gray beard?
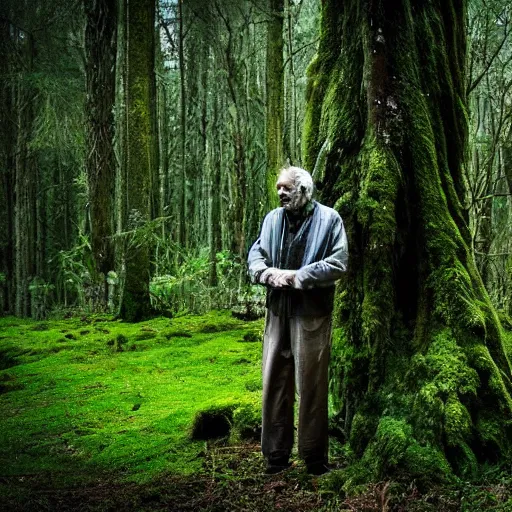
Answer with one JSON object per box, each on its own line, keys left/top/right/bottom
{"left": 283, "top": 192, "right": 308, "bottom": 212}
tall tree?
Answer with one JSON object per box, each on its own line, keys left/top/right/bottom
{"left": 119, "top": 0, "right": 156, "bottom": 321}
{"left": 304, "top": 0, "right": 512, "bottom": 484}
{"left": 0, "top": 19, "right": 15, "bottom": 314}
{"left": 13, "top": 26, "right": 36, "bottom": 317}
{"left": 266, "top": 0, "right": 285, "bottom": 206}
{"left": 84, "top": 0, "right": 117, "bottom": 299}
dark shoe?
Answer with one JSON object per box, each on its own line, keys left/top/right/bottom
{"left": 306, "top": 461, "right": 330, "bottom": 475}
{"left": 265, "top": 458, "right": 291, "bottom": 475}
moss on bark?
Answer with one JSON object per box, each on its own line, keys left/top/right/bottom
{"left": 119, "top": 0, "right": 155, "bottom": 322}
{"left": 266, "top": 0, "right": 285, "bottom": 207}
{"left": 307, "top": 0, "right": 512, "bottom": 489}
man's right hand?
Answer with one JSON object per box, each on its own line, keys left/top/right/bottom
{"left": 260, "top": 268, "right": 296, "bottom": 288}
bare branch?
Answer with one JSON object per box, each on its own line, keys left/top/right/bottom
{"left": 467, "top": 20, "right": 510, "bottom": 96}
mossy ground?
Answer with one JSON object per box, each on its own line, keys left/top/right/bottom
{"left": 1, "top": 313, "right": 511, "bottom": 511}
{"left": 0, "top": 311, "right": 262, "bottom": 505}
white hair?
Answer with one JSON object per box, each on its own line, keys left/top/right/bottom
{"left": 280, "top": 165, "right": 314, "bottom": 201}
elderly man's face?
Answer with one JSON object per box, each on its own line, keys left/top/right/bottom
{"left": 276, "top": 171, "right": 307, "bottom": 211}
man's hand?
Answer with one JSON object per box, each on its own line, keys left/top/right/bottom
{"left": 260, "top": 268, "right": 296, "bottom": 288}
{"left": 259, "top": 267, "right": 278, "bottom": 285}
{"left": 271, "top": 270, "right": 295, "bottom": 288}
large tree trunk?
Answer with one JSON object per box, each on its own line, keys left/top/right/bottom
{"left": 119, "top": 0, "right": 156, "bottom": 321}
{"left": 304, "top": 0, "right": 512, "bottom": 484}
{"left": 84, "top": 0, "right": 117, "bottom": 301}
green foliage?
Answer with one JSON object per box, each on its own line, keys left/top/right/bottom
{"left": 49, "top": 233, "right": 95, "bottom": 310}
{"left": 28, "top": 277, "right": 55, "bottom": 320}
{"left": 150, "top": 244, "right": 262, "bottom": 316}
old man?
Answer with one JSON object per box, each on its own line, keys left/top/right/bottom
{"left": 248, "top": 165, "right": 348, "bottom": 475}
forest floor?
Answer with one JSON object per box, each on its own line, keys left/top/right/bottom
{"left": 1, "top": 311, "right": 511, "bottom": 511}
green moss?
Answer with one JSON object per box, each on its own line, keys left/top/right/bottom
{"left": 406, "top": 329, "right": 479, "bottom": 447}
{"left": 444, "top": 395, "right": 472, "bottom": 446}
{"left": 475, "top": 416, "right": 502, "bottom": 448}
{"left": 0, "top": 312, "right": 264, "bottom": 484}
{"left": 304, "top": 0, "right": 512, "bottom": 489}
{"left": 403, "top": 443, "right": 453, "bottom": 482}
{"left": 373, "top": 417, "right": 411, "bottom": 468}
{"left": 302, "top": 62, "right": 328, "bottom": 172}
{"left": 232, "top": 401, "right": 261, "bottom": 440}
{"left": 340, "top": 419, "right": 454, "bottom": 493}
{"left": 349, "top": 411, "right": 378, "bottom": 456}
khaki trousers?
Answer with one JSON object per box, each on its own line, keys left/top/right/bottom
{"left": 261, "top": 310, "right": 332, "bottom": 464}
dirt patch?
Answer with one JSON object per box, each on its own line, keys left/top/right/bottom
{"left": 0, "top": 444, "right": 326, "bottom": 512}
{"left": 240, "top": 332, "right": 260, "bottom": 343}
{"left": 2, "top": 442, "right": 509, "bottom": 512}
{"left": 191, "top": 407, "right": 234, "bottom": 440}
{"left": 199, "top": 322, "right": 239, "bottom": 334}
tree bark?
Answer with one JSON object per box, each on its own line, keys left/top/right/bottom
{"left": 266, "top": 0, "right": 285, "bottom": 208}
{"left": 208, "top": 75, "right": 222, "bottom": 287}
{"left": 177, "top": 0, "right": 187, "bottom": 249}
{"left": 0, "top": 20, "right": 15, "bottom": 314}
{"left": 119, "top": 0, "right": 156, "bottom": 321}
{"left": 84, "top": 0, "right": 117, "bottom": 299}
{"left": 14, "top": 30, "right": 36, "bottom": 317}
{"left": 304, "top": 0, "right": 512, "bottom": 484}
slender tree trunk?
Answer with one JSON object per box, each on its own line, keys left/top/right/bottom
{"left": 503, "top": 141, "right": 512, "bottom": 195}
{"left": 284, "top": 0, "right": 298, "bottom": 164}
{"left": 84, "top": 0, "right": 117, "bottom": 303}
{"left": 156, "top": 49, "right": 168, "bottom": 237}
{"left": 0, "top": 20, "right": 15, "bottom": 314}
{"left": 196, "top": 46, "right": 209, "bottom": 249}
{"left": 119, "top": 0, "right": 156, "bottom": 321}
{"left": 225, "top": 35, "right": 247, "bottom": 259}
{"left": 114, "top": 0, "right": 127, "bottom": 305}
{"left": 14, "top": 31, "right": 36, "bottom": 317}
{"left": 177, "top": 0, "right": 187, "bottom": 249}
{"left": 208, "top": 74, "right": 221, "bottom": 287}
{"left": 304, "top": 0, "right": 512, "bottom": 484}
{"left": 266, "top": 0, "right": 284, "bottom": 207}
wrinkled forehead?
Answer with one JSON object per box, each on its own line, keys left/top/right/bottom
{"left": 276, "top": 170, "right": 296, "bottom": 188}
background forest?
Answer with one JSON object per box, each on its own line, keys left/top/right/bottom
{"left": 0, "top": 0, "right": 511, "bottom": 323}
{"left": 0, "top": 0, "right": 321, "bottom": 321}
{"left": 1, "top": 0, "right": 512, "bottom": 510}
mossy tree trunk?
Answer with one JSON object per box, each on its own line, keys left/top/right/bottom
{"left": 266, "top": 0, "right": 284, "bottom": 208}
{"left": 119, "top": 0, "right": 156, "bottom": 321}
{"left": 84, "top": 0, "right": 117, "bottom": 301}
{"left": 304, "top": 0, "right": 512, "bottom": 484}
